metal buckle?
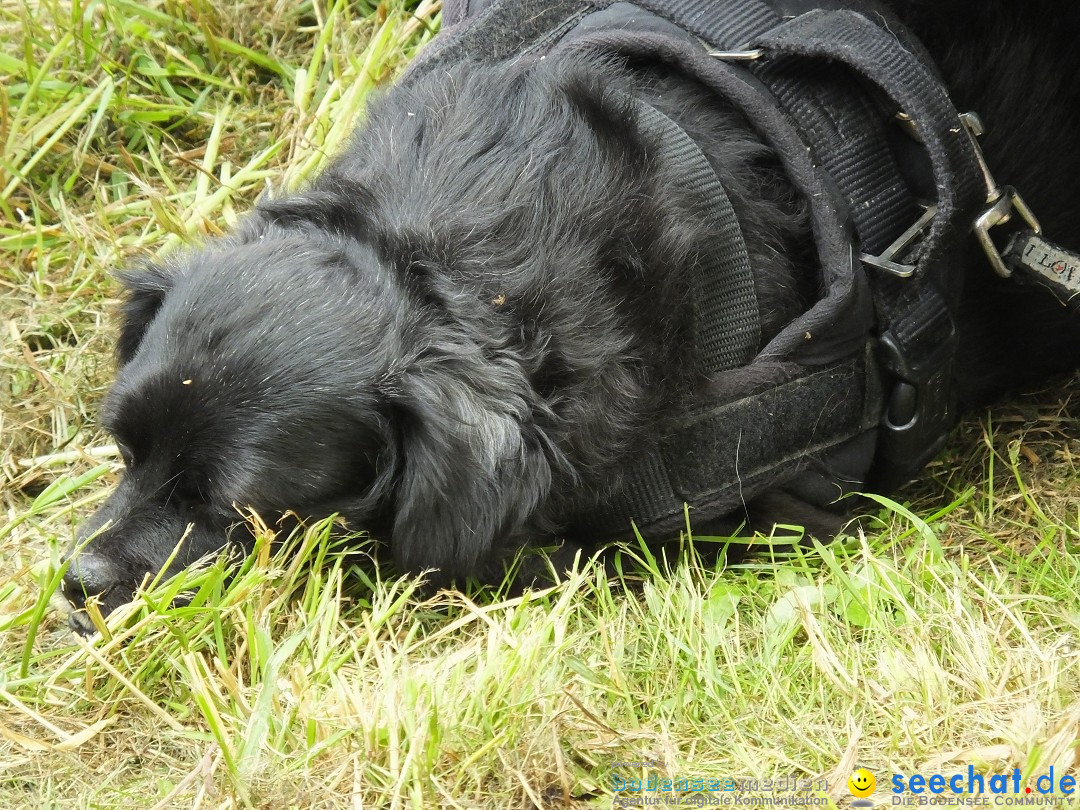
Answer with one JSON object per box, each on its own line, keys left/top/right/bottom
{"left": 707, "top": 48, "right": 764, "bottom": 60}
{"left": 961, "top": 111, "right": 1042, "bottom": 278}
{"left": 973, "top": 186, "right": 1042, "bottom": 278}
{"left": 860, "top": 204, "right": 938, "bottom": 278}
{"left": 884, "top": 110, "right": 1044, "bottom": 279}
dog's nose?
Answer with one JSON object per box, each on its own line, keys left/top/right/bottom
{"left": 61, "top": 553, "right": 120, "bottom": 607}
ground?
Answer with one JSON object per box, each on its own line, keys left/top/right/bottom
{"left": 3, "top": 2, "right": 1080, "bottom": 808}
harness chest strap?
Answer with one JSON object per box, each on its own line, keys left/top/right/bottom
{"left": 574, "top": 351, "right": 884, "bottom": 541}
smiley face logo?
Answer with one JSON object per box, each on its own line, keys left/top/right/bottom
{"left": 848, "top": 768, "right": 877, "bottom": 798}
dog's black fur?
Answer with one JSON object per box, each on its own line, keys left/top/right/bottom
{"left": 63, "top": 0, "right": 1080, "bottom": 625}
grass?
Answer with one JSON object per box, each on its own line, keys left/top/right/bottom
{"left": 4, "top": 1, "right": 1080, "bottom": 808}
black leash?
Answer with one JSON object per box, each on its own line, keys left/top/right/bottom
{"left": 957, "top": 109, "right": 1080, "bottom": 314}
{"left": 1004, "top": 232, "right": 1080, "bottom": 314}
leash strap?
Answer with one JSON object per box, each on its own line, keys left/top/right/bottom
{"left": 1005, "top": 231, "right": 1080, "bottom": 312}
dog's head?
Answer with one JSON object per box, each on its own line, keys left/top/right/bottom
{"left": 63, "top": 229, "right": 399, "bottom": 628}
{"left": 63, "top": 198, "right": 555, "bottom": 630}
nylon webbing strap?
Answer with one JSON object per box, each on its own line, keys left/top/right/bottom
{"left": 573, "top": 352, "right": 881, "bottom": 540}
{"left": 579, "top": 99, "right": 759, "bottom": 534}
{"left": 634, "top": 101, "right": 760, "bottom": 372}
{"left": 754, "top": 9, "right": 985, "bottom": 270}
{"left": 747, "top": 8, "right": 981, "bottom": 481}
{"left": 636, "top": 1, "right": 918, "bottom": 258}
{"left": 633, "top": 0, "right": 777, "bottom": 51}
{"left": 754, "top": 58, "right": 914, "bottom": 256}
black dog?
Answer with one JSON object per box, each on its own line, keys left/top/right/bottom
{"left": 62, "top": 0, "right": 1080, "bottom": 629}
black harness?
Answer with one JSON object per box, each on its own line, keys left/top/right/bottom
{"left": 404, "top": 0, "right": 1080, "bottom": 540}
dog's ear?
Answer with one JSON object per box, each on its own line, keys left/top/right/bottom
{"left": 389, "top": 356, "right": 555, "bottom": 579}
{"left": 114, "top": 263, "right": 177, "bottom": 365}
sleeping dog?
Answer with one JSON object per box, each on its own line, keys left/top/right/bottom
{"left": 61, "top": 0, "right": 1080, "bottom": 629}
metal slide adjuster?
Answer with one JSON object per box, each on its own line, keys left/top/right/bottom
{"left": 961, "top": 111, "right": 1043, "bottom": 278}
{"left": 860, "top": 204, "right": 938, "bottom": 278}
{"left": 707, "top": 48, "right": 764, "bottom": 60}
